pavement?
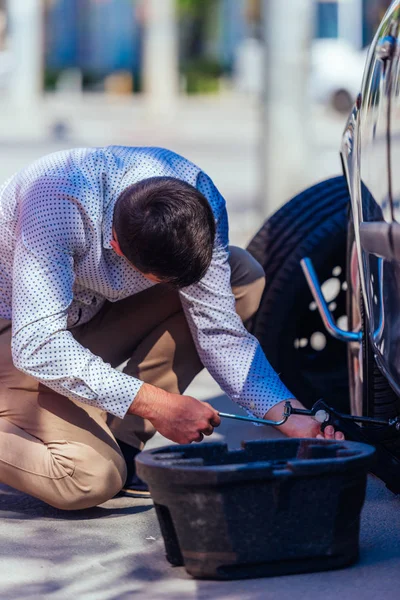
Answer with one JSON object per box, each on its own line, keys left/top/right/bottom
{"left": 1, "top": 371, "right": 400, "bottom": 600}
{"left": 1, "top": 94, "right": 397, "bottom": 599}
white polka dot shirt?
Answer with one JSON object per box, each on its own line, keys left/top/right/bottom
{"left": 0, "top": 146, "right": 293, "bottom": 419}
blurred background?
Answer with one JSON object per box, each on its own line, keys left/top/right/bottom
{"left": 0, "top": 0, "right": 392, "bottom": 245}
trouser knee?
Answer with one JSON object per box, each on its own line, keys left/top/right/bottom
{"left": 229, "top": 246, "right": 265, "bottom": 322}
{"left": 46, "top": 445, "right": 127, "bottom": 511}
{"left": 234, "top": 276, "right": 266, "bottom": 322}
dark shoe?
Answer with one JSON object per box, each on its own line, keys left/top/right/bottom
{"left": 116, "top": 439, "right": 151, "bottom": 499}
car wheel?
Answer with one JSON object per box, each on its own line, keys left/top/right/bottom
{"left": 332, "top": 88, "right": 353, "bottom": 113}
{"left": 247, "top": 176, "right": 350, "bottom": 412}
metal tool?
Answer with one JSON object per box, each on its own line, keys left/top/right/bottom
{"left": 219, "top": 400, "right": 400, "bottom": 429}
{"left": 219, "top": 399, "right": 400, "bottom": 494}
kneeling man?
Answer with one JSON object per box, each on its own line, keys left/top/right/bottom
{"left": 0, "top": 146, "right": 342, "bottom": 509}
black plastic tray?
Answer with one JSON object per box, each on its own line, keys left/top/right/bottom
{"left": 136, "top": 438, "right": 375, "bottom": 580}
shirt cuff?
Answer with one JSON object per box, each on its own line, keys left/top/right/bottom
{"left": 95, "top": 369, "right": 144, "bottom": 419}
{"left": 235, "top": 379, "right": 295, "bottom": 419}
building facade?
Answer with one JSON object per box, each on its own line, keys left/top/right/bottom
{"left": 42, "top": 0, "right": 393, "bottom": 92}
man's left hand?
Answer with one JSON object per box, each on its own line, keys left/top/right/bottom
{"left": 263, "top": 399, "right": 344, "bottom": 441}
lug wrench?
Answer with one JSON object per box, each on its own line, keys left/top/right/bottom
{"left": 220, "top": 400, "right": 400, "bottom": 429}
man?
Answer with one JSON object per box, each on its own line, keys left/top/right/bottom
{"left": 0, "top": 146, "right": 343, "bottom": 510}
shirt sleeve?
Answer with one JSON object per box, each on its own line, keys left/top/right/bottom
{"left": 11, "top": 179, "right": 143, "bottom": 418}
{"left": 179, "top": 172, "right": 294, "bottom": 418}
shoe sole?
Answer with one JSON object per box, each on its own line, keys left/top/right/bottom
{"left": 118, "top": 488, "right": 151, "bottom": 499}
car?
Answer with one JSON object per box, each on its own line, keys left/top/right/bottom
{"left": 246, "top": 2, "right": 400, "bottom": 467}
{"left": 234, "top": 35, "right": 367, "bottom": 113}
{"left": 309, "top": 38, "right": 367, "bottom": 112}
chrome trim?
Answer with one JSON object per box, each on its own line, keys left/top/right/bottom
{"left": 300, "top": 257, "right": 362, "bottom": 343}
{"left": 373, "top": 257, "right": 385, "bottom": 344}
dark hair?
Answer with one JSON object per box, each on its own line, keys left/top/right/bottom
{"left": 113, "top": 176, "right": 216, "bottom": 288}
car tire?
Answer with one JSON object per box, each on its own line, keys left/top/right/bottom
{"left": 362, "top": 298, "right": 400, "bottom": 420}
{"left": 246, "top": 176, "right": 350, "bottom": 412}
{"left": 332, "top": 89, "right": 353, "bottom": 113}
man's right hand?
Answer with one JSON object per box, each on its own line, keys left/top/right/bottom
{"left": 128, "top": 383, "right": 221, "bottom": 444}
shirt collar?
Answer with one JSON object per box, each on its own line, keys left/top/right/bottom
{"left": 102, "top": 196, "right": 117, "bottom": 249}
{"left": 102, "top": 166, "right": 140, "bottom": 249}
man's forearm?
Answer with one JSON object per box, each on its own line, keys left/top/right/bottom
{"left": 127, "top": 382, "right": 167, "bottom": 421}
{"left": 127, "top": 382, "right": 221, "bottom": 445}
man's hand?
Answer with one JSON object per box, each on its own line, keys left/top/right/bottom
{"left": 264, "top": 399, "right": 344, "bottom": 441}
{"left": 128, "top": 383, "right": 221, "bottom": 444}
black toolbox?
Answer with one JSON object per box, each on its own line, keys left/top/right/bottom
{"left": 136, "top": 438, "right": 375, "bottom": 580}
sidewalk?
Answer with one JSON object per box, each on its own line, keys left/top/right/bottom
{"left": 1, "top": 371, "right": 400, "bottom": 600}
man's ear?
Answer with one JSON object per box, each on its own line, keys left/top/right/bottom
{"left": 110, "top": 235, "right": 125, "bottom": 257}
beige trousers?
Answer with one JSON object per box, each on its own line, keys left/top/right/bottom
{"left": 0, "top": 247, "right": 264, "bottom": 509}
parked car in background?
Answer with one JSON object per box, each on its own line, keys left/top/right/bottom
{"left": 234, "top": 35, "right": 367, "bottom": 114}
{"left": 247, "top": 1, "right": 400, "bottom": 461}
{"left": 309, "top": 38, "right": 367, "bottom": 112}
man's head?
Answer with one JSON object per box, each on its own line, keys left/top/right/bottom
{"left": 111, "top": 177, "right": 216, "bottom": 288}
